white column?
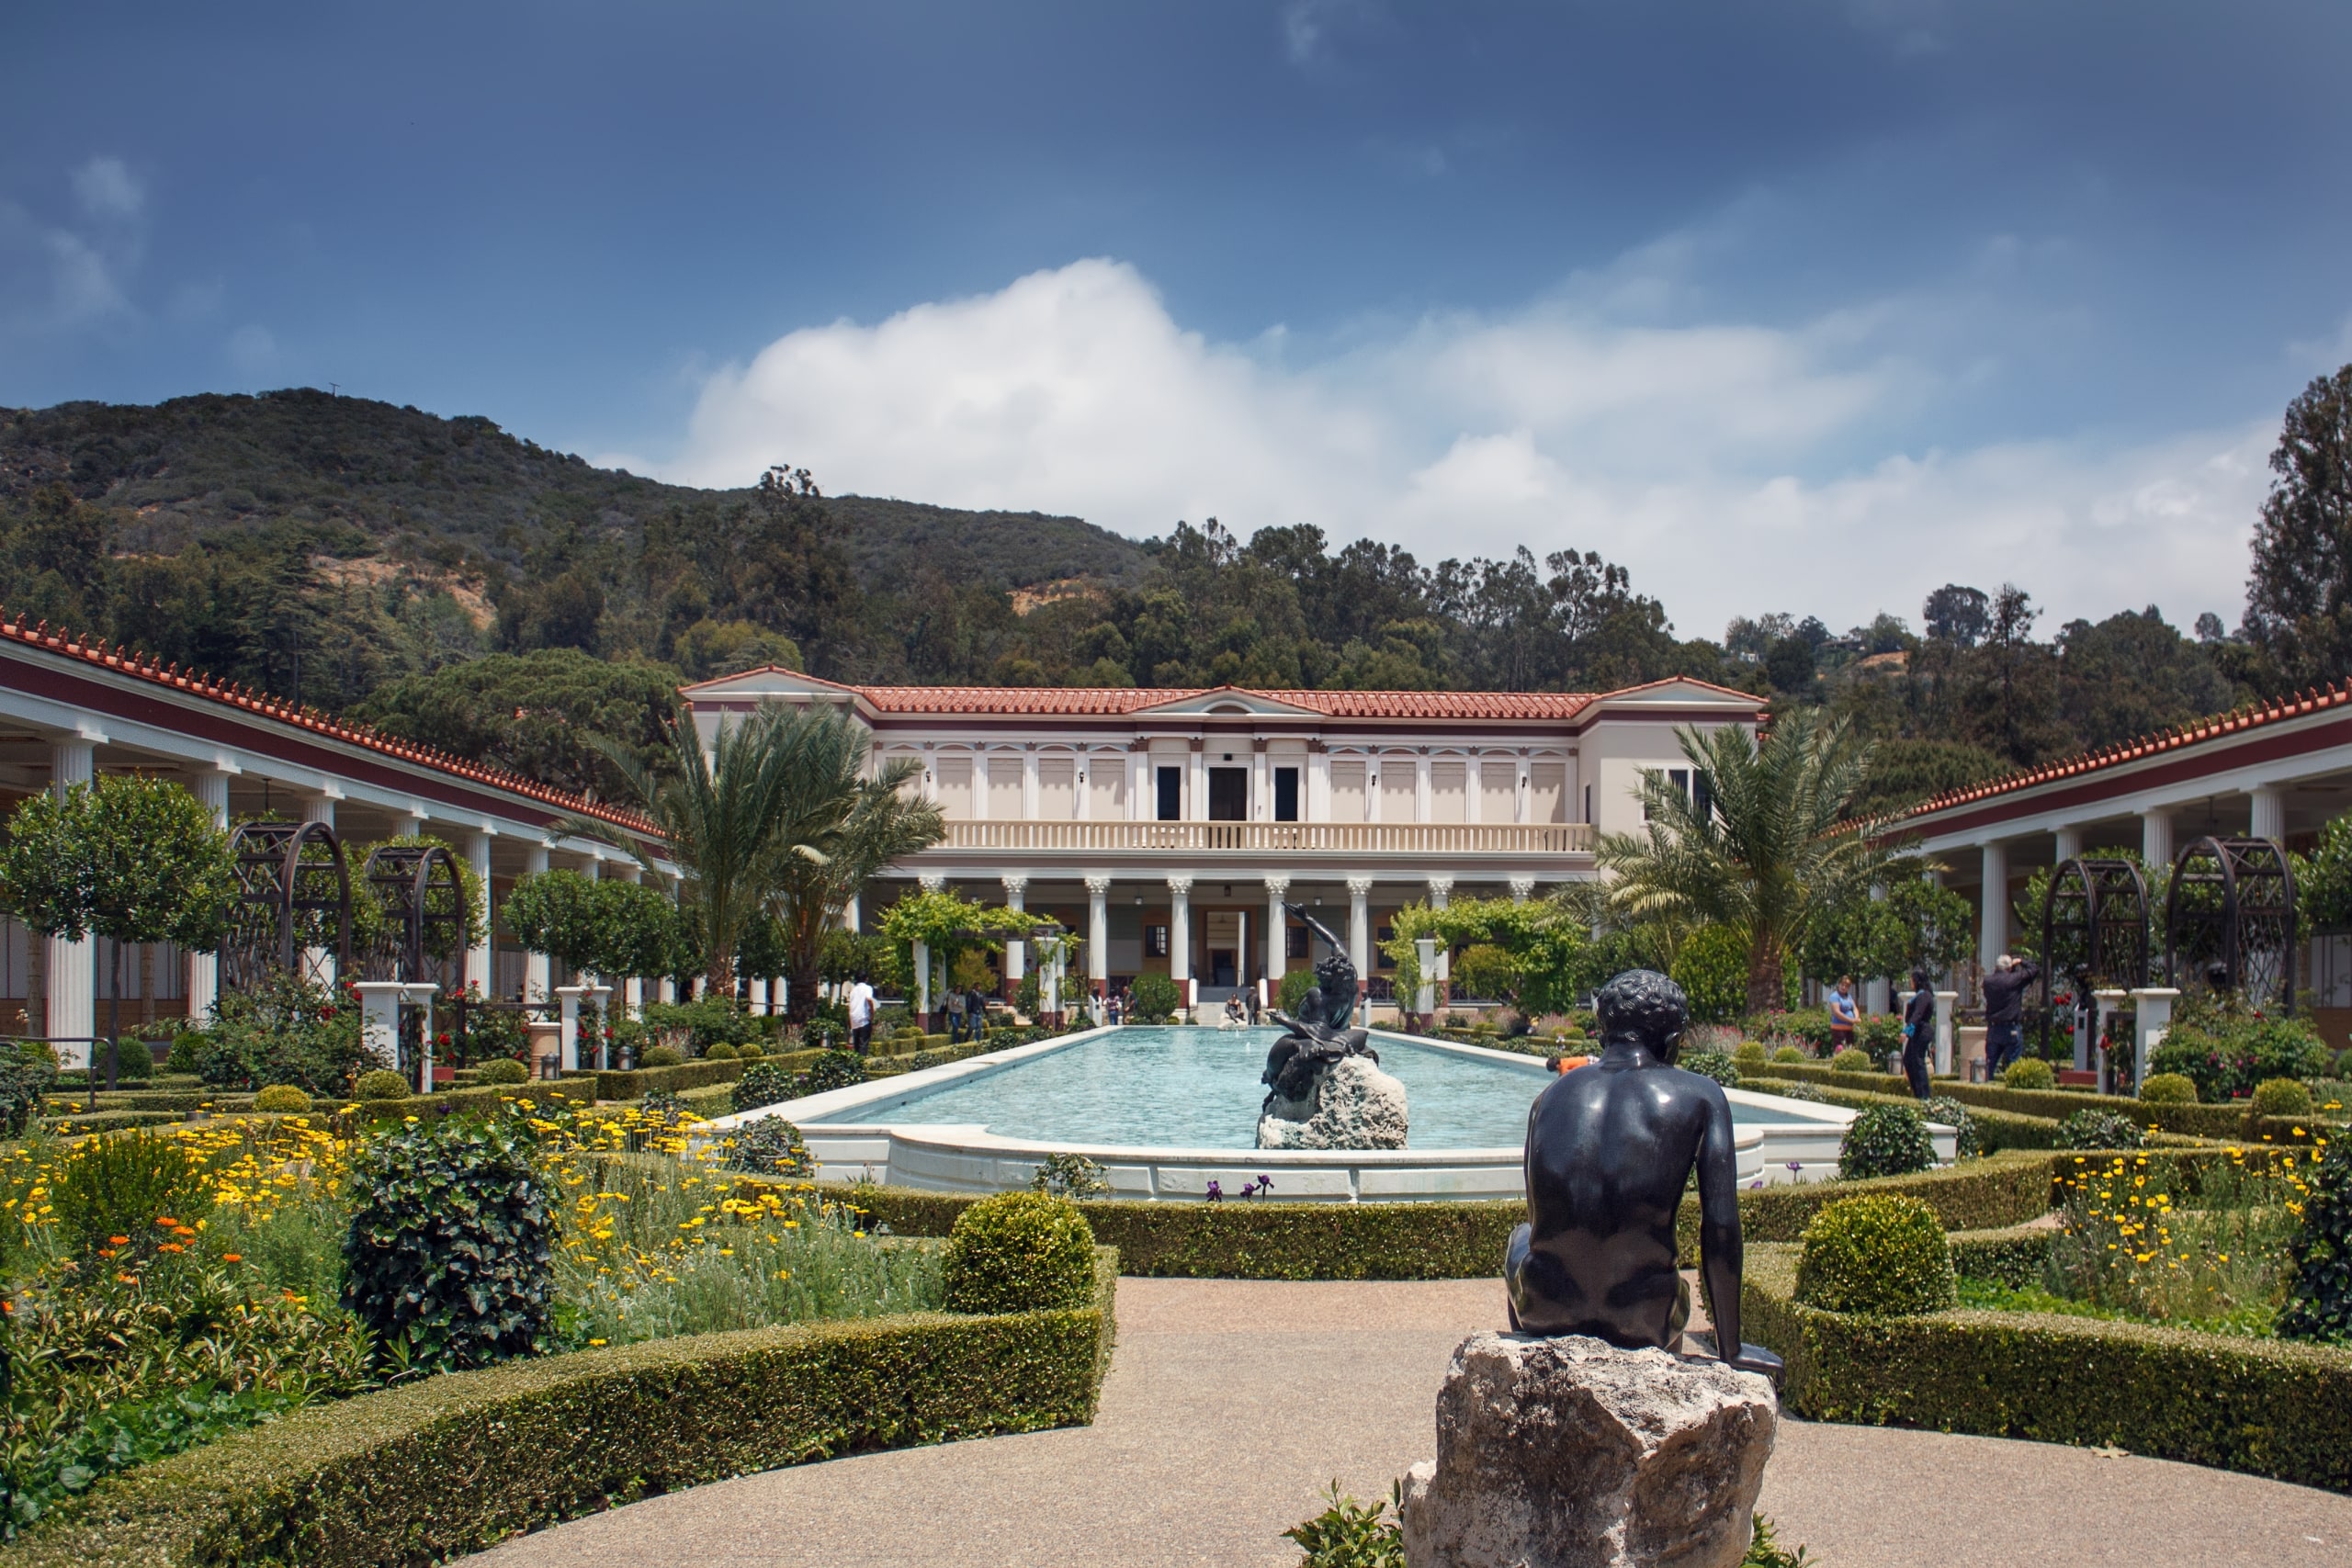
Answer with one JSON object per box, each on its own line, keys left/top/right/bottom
{"left": 1509, "top": 876, "right": 1536, "bottom": 904}
{"left": 556, "top": 984, "right": 586, "bottom": 1071}
{"left": 2251, "top": 784, "right": 2286, "bottom": 843}
{"left": 1427, "top": 876, "right": 1453, "bottom": 990}
{"left": 1415, "top": 753, "right": 1431, "bottom": 822}
{"left": 2053, "top": 827, "right": 2083, "bottom": 863}
{"left": 354, "top": 982, "right": 407, "bottom": 1074}
{"left": 1309, "top": 750, "right": 1330, "bottom": 822}
{"left": 1130, "top": 752, "right": 1148, "bottom": 820}
{"left": 465, "top": 830, "right": 493, "bottom": 997}
{"left": 1168, "top": 876, "right": 1193, "bottom": 996}
{"left": 1933, "top": 989, "right": 1958, "bottom": 1076}
{"left": 1253, "top": 749, "right": 1270, "bottom": 821}
{"left": 2142, "top": 809, "right": 2174, "bottom": 870}
{"left": 1188, "top": 748, "right": 1205, "bottom": 821}
{"left": 1347, "top": 877, "right": 1374, "bottom": 1026}
{"left": 187, "top": 767, "right": 231, "bottom": 1023}
{"left": 1086, "top": 875, "right": 1111, "bottom": 998}
{"left": 1022, "top": 749, "right": 1040, "bottom": 820}
{"left": 1264, "top": 876, "right": 1289, "bottom": 985}
{"left": 47, "top": 739, "right": 95, "bottom": 1057}
{"left": 2131, "top": 987, "right": 2180, "bottom": 1088}
{"left": 1001, "top": 875, "right": 1028, "bottom": 985}
{"left": 912, "top": 940, "right": 932, "bottom": 1021}
{"left": 523, "top": 843, "right": 550, "bottom": 999}
{"left": 1978, "top": 841, "right": 2009, "bottom": 967}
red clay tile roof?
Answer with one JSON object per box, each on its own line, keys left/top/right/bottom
{"left": 0, "top": 614, "right": 659, "bottom": 836}
{"left": 852, "top": 686, "right": 1207, "bottom": 715}
{"left": 1903, "top": 681, "right": 2352, "bottom": 818}
{"left": 831, "top": 679, "right": 1759, "bottom": 720}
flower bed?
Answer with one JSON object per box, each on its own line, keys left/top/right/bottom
{"left": 1741, "top": 1242, "right": 2352, "bottom": 1492}
{"left": 11, "top": 1250, "right": 1119, "bottom": 1567}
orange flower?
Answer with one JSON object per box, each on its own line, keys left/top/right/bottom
{"left": 155, "top": 1216, "right": 178, "bottom": 1228}
{"left": 108, "top": 1235, "right": 129, "bottom": 1247}
{"left": 222, "top": 1253, "right": 243, "bottom": 1264}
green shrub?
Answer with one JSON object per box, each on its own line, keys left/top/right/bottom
{"left": 166, "top": 1030, "right": 205, "bottom": 1074}
{"left": 1129, "top": 971, "right": 1182, "bottom": 1021}
{"left": 1274, "top": 967, "right": 1318, "bottom": 1017}
{"left": 1829, "top": 1047, "right": 1874, "bottom": 1074}
{"left": 1920, "top": 1095, "right": 1981, "bottom": 1159}
{"left": 640, "top": 1044, "right": 685, "bottom": 1067}
{"left": 1794, "top": 1195, "right": 1956, "bottom": 1316}
{"left": 1771, "top": 1044, "right": 1807, "bottom": 1064}
{"left": 736, "top": 1040, "right": 763, "bottom": 1060}
{"left": 1768, "top": 1080, "right": 1828, "bottom": 1103}
{"left": 2053, "top": 1108, "right": 2144, "bottom": 1150}
{"left": 2001, "top": 1057, "right": 2055, "bottom": 1090}
{"left": 1838, "top": 1102, "right": 1936, "bottom": 1179}
{"left": 253, "top": 1084, "right": 312, "bottom": 1113}
{"left": 1030, "top": 1152, "right": 1111, "bottom": 1198}
{"left": 2138, "top": 1072, "right": 2198, "bottom": 1105}
{"left": 1734, "top": 1040, "right": 1767, "bottom": 1066}
{"left": 0, "top": 1038, "right": 58, "bottom": 1136}
{"left": 1681, "top": 1050, "right": 1741, "bottom": 1089}
{"left": 51, "top": 1128, "right": 213, "bottom": 1260}
{"left": 1668, "top": 923, "right": 1748, "bottom": 1026}
{"left": 639, "top": 996, "right": 769, "bottom": 1054}
{"left": 474, "top": 1058, "right": 529, "bottom": 1086}
{"left": 192, "top": 973, "right": 367, "bottom": 1095}
{"left": 943, "top": 1192, "right": 1099, "bottom": 1315}
{"left": 95, "top": 1039, "right": 154, "bottom": 1082}
{"left": 719, "top": 1114, "right": 812, "bottom": 1178}
{"left": 353, "top": 1069, "right": 411, "bottom": 1101}
{"left": 2336, "top": 1046, "right": 2352, "bottom": 1078}
{"left": 797, "top": 1050, "right": 866, "bottom": 1095}
{"left": 702, "top": 1042, "right": 741, "bottom": 1062}
{"left": 342, "top": 1114, "right": 556, "bottom": 1371}
{"left": 2278, "top": 1134, "right": 2352, "bottom": 1343}
{"left": 2150, "top": 1003, "right": 2332, "bottom": 1101}
{"left": 1283, "top": 1483, "right": 1405, "bottom": 1568}
{"left": 2253, "top": 1077, "right": 2315, "bottom": 1118}
{"left": 732, "top": 1061, "right": 798, "bottom": 1113}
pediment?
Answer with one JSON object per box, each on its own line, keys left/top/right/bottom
{"left": 1583, "top": 678, "right": 1767, "bottom": 714}
{"left": 677, "top": 667, "right": 859, "bottom": 703}
{"left": 1131, "top": 686, "right": 1325, "bottom": 718}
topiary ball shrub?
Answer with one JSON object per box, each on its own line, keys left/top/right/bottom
{"left": 732, "top": 1061, "right": 798, "bottom": 1113}
{"left": 1770, "top": 1044, "right": 1807, "bottom": 1064}
{"left": 1829, "top": 1047, "right": 1874, "bottom": 1075}
{"left": 1680, "top": 1050, "right": 1740, "bottom": 1089}
{"left": 342, "top": 1114, "right": 556, "bottom": 1371}
{"left": 2278, "top": 1132, "right": 2352, "bottom": 1344}
{"left": 797, "top": 1049, "right": 867, "bottom": 1096}
{"left": 736, "top": 1041, "right": 764, "bottom": 1060}
{"left": 354, "top": 1068, "right": 412, "bottom": 1101}
{"left": 167, "top": 1029, "right": 206, "bottom": 1075}
{"left": 2138, "top": 1072, "right": 2198, "bottom": 1105}
{"left": 722, "top": 1115, "right": 812, "bottom": 1178}
{"left": 942, "top": 1190, "right": 1098, "bottom": 1316}
{"left": 1838, "top": 1102, "right": 1936, "bottom": 1179}
{"left": 639, "top": 1044, "right": 684, "bottom": 1067}
{"left": 2253, "top": 1077, "right": 2315, "bottom": 1118}
{"left": 2054, "top": 1108, "right": 2145, "bottom": 1150}
{"left": 1733, "top": 1041, "right": 1767, "bottom": 1066}
{"left": 474, "top": 1057, "right": 529, "bottom": 1086}
{"left": 702, "top": 1043, "right": 741, "bottom": 1062}
{"left": 101, "top": 1039, "right": 154, "bottom": 1081}
{"left": 253, "top": 1083, "right": 313, "bottom": 1113}
{"left": 1794, "top": 1194, "right": 1957, "bottom": 1316}
{"left": 2001, "top": 1057, "right": 2055, "bottom": 1090}
{"left": 1920, "top": 1095, "right": 1982, "bottom": 1159}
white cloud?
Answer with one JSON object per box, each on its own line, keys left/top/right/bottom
{"left": 652, "top": 256, "right": 2270, "bottom": 637}
{"left": 71, "top": 156, "right": 143, "bottom": 221}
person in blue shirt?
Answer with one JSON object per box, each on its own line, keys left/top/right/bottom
{"left": 1827, "top": 976, "right": 1860, "bottom": 1054}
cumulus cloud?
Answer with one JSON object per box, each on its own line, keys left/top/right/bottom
{"left": 654, "top": 256, "right": 2268, "bottom": 635}
{"left": 71, "top": 156, "right": 143, "bottom": 221}
{"left": 0, "top": 154, "right": 147, "bottom": 334}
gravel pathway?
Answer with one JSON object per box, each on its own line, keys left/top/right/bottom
{"left": 465, "top": 1277, "right": 2352, "bottom": 1568}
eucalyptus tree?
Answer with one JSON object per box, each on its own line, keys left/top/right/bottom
{"left": 1597, "top": 709, "right": 1923, "bottom": 1015}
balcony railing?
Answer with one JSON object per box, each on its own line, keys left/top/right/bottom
{"left": 932, "top": 819, "right": 1593, "bottom": 854}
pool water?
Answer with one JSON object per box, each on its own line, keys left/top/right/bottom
{"left": 805, "top": 1027, "right": 1809, "bottom": 1151}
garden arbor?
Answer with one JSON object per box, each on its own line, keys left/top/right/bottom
{"left": 2165, "top": 836, "right": 2297, "bottom": 1011}
{"left": 2035, "top": 857, "right": 2152, "bottom": 1062}
{"left": 220, "top": 820, "right": 350, "bottom": 994}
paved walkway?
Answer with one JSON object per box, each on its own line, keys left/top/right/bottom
{"left": 469, "top": 1278, "right": 2352, "bottom": 1568}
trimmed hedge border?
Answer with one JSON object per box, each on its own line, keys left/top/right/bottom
{"left": 345, "top": 1081, "right": 592, "bottom": 1125}
{"left": 14, "top": 1249, "right": 1119, "bottom": 1567}
{"left": 1744, "top": 1065, "right": 2263, "bottom": 1140}
{"left": 36, "top": 1109, "right": 189, "bottom": 1135}
{"left": 41, "top": 1089, "right": 254, "bottom": 1115}
{"left": 581, "top": 1057, "right": 746, "bottom": 1100}
{"left": 1948, "top": 1224, "right": 2053, "bottom": 1288}
{"left": 1742, "top": 1243, "right": 2352, "bottom": 1493}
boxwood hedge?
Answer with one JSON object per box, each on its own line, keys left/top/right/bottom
{"left": 13, "top": 1249, "right": 1119, "bottom": 1567}
{"left": 1742, "top": 1243, "right": 2352, "bottom": 1492}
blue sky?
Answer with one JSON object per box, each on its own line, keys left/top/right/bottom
{"left": 6, "top": 2, "right": 2349, "bottom": 637}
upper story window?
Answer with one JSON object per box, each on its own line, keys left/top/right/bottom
{"left": 1207, "top": 767, "right": 1248, "bottom": 821}
{"left": 1273, "top": 766, "right": 1300, "bottom": 822}
{"left": 1156, "top": 765, "right": 1182, "bottom": 821}
{"left": 1643, "top": 767, "right": 1713, "bottom": 821}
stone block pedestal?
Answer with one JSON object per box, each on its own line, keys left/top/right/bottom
{"left": 1401, "top": 1332, "right": 1777, "bottom": 1568}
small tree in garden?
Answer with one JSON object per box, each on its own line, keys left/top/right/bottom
{"left": 1668, "top": 923, "right": 1748, "bottom": 1026}
{"left": 1127, "top": 970, "right": 1181, "bottom": 1021}
{"left": 878, "top": 887, "right": 1050, "bottom": 1010}
{"left": 1383, "top": 897, "right": 1591, "bottom": 1020}
{"left": 503, "top": 869, "right": 604, "bottom": 990}
{"left": 0, "top": 774, "right": 236, "bottom": 1066}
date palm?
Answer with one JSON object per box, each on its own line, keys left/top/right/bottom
{"left": 1597, "top": 709, "right": 1918, "bottom": 1015}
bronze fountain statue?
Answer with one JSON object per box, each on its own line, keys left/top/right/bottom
{"left": 1506, "top": 967, "right": 1782, "bottom": 1381}
{"left": 1259, "top": 904, "right": 1378, "bottom": 1111}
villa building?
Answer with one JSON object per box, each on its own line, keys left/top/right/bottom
{"left": 681, "top": 669, "right": 1767, "bottom": 1009}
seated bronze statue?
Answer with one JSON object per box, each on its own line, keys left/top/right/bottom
{"left": 1260, "top": 904, "right": 1376, "bottom": 1110}
{"left": 1505, "top": 968, "right": 1782, "bottom": 1381}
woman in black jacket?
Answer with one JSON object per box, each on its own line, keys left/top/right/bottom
{"left": 1901, "top": 969, "right": 1937, "bottom": 1099}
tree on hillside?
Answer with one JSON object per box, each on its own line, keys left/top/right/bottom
{"left": 2055, "top": 607, "right": 2233, "bottom": 749}
{"left": 1597, "top": 710, "right": 1922, "bottom": 1013}
{"left": 2245, "top": 365, "right": 2352, "bottom": 691}
{"left": 351, "top": 650, "right": 681, "bottom": 799}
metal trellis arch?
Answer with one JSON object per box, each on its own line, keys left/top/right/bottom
{"left": 219, "top": 821, "right": 351, "bottom": 993}
{"left": 357, "top": 842, "right": 468, "bottom": 993}
{"left": 2036, "top": 856, "right": 2152, "bottom": 1061}
{"left": 2165, "top": 836, "right": 2297, "bottom": 1012}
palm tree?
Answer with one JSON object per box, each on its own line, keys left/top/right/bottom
{"left": 1597, "top": 709, "right": 1919, "bottom": 1015}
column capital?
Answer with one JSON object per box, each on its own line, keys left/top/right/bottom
{"left": 1262, "top": 875, "right": 1291, "bottom": 895}
{"left": 1084, "top": 874, "right": 1114, "bottom": 894}
{"left": 1166, "top": 875, "right": 1194, "bottom": 894}
{"left": 1426, "top": 875, "right": 1454, "bottom": 896}
{"left": 1508, "top": 875, "right": 1537, "bottom": 901}
{"left": 1001, "top": 874, "right": 1028, "bottom": 893}
{"left": 918, "top": 874, "right": 947, "bottom": 892}
{"left": 1347, "top": 875, "right": 1376, "bottom": 897}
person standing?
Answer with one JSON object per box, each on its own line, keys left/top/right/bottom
{"left": 1827, "top": 976, "right": 1859, "bottom": 1055}
{"left": 846, "top": 972, "right": 876, "bottom": 1054}
{"left": 1981, "top": 953, "right": 2041, "bottom": 1078}
{"left": 1901, "top": 968, "right": 1937, "bottom": 1099}
{"left": 967, "top": 984, "right": 989, "bottom": 1041}
{"left": 944, "top": 984, "right": 967, "bottom": 1043}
